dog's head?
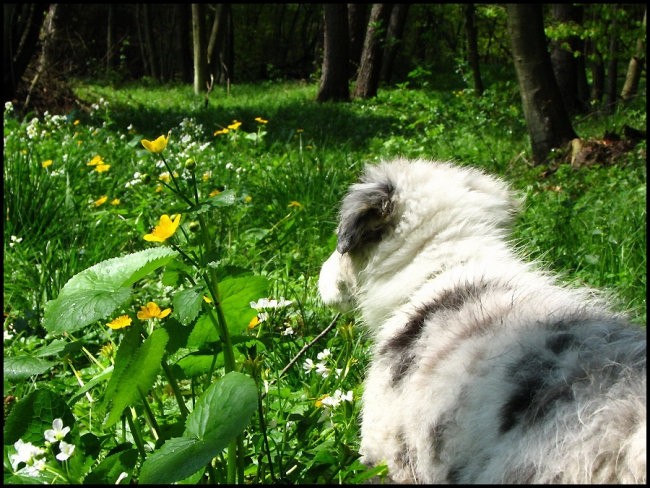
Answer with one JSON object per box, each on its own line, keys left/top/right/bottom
{"left": 318, "top": 158, "right": 519, "bottom": 320}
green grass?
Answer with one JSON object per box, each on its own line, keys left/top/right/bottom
{"left": 3, "top": 78, "right": 645, "bottom": 484}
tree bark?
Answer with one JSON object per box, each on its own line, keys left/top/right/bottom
{"left": 192, "top": 3, "right": 208, "bottom": 94}
{"left": 464, "top": 3, "right": 484, "bottom": 96}
{"left": 604, "top": 5, "right": 620, "bottom": 113}
{"left": 380, "top": 4, "right": 409, "bottom": 83}
{"left": 506, "top": 4, "right": 577, "bottom": 165}
{"left": 4, "top": 4, "right": 49, "bottom": 101}
{"left": 354, "top": 3, "right": 392, "bottom": 99}
{"left": 347, "top": 3, "right": 368, "bottom": 80}
{"left": 316, "top": 4, "right": 350, "bottom": 102}
{"left": 549, "top": 4, "right": 587, "bottom": 114}
{"left": 621, "top": 8, "right": 646, "bottom": 101}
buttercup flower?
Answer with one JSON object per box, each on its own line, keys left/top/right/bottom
{"left": 214, "top": 128, "right": 229, "bottom": 136}
{"left": 41, "top": 159, "right": 53, "bottom": 168}
{"left": 143, "top": 214, "right": 181, "bottom": 242}
{"left": 288, "top": 200, "right": 302, "bottom": 208}
{"left": 110, "top": 198, "right": 121, "bottom": 206}
{"left": 94, "top": 195, "right": 108, "bottom": 207}
{"left": 137, "top": 302, "right": 171, "bottom": 320}
{"left": 87, "top": 155, "right": 104, "bottom": 166}
{"left": 94, "top": 163, "right": 111, "bottom": 173}
{"left": 141, "top": 132, "right": 170, "bottom": 153}
{"left": 107, "top": 315, "right": 132, "bottom": 330}
{"left": 255, "top": 117, "right": 268, "bottom": 124}
{"left": 227, "top": 120, "right": 242, "bottom": 130}
{"left": 44, "top": 418, "right": 70, "bottom": 443}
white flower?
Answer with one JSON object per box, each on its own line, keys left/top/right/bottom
{"left": 282, "top": 326, "right": 294, "bottom": 336}
{"left": 315, "top": 362, "right": 330, "bottom": 378}
{"left": 44, "top": 418, "right": 70, "bottom": 442}
{"left": 319, "top": 389, "right": 354, "bottom": 410}
{"left": 56, "top": 440, "right": 75, "bottom": 461}
{"left": 317, "top": 348, "right": 331, "bottom": 361}
{"left": 303, "top": 358, "right": 316, "bottom": 372}
{"left": 249, "top": 297, "right": 293, "bottom": 310}
{"left": 9, "top": 235, "right": 22, "bottom": 248}
{"left": 115, "top": 471, "right": 129, "bottom": 484}
{"left": 10, "top": 439, "right": 46, "bottom": 472}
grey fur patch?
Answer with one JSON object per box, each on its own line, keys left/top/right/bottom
{"left": 381, "top": 282, "right": 491, "bottom": 384}
{"left": 336, "top": 178, "right": 395, "bottom": 254}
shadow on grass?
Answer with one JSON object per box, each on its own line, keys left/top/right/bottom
{"left": 78, "top": 82, "right": 401, "bottom": 151}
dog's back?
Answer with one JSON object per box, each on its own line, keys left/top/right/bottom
{"left": 319, "top": 159, "right": 646, "bottom": 483}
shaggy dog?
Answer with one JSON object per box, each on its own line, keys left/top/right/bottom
{"left": 318, "top": 158, "right": 646, "bottom": 484}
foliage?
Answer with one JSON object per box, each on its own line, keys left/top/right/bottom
{"left": 3, "top": 76, "right": 645, "bottom": 484}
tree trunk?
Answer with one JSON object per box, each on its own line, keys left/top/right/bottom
{"left": 3, "top": 4, "right": 49, "bottom": 101}
{"left": 621, "top": 8, "right": 645, "bottom": 101}
{"left": 192, "top": 3, "right": 208, "bottom": 94}
{"left": 176, "top": 4, "right": 192, "bottom": 83}
{"left": 549, "top": 4, "right": 587, "bottom": 114}
{"left": 141, "top": 4, "right": 157, "bottom": 79}
{"left": 604, "top": 5, "right": 620, "bottom": 113}
{"left": 24, "top": 4, "right": 58, "bottom": 109}
{"left": 506, "top": 4, "right": 577, "bottom": 165}
{"left": 354, "top": 3, "right": 392, "bottom": 99}
{"left": 106, "top": 4, "right": 114, "bottom": 74}
{"left": 464, "top": 3, "right": 484, "bottom": 96}
{"left": 380, "top": 4, "right": 409, "bottom": 83}
{"left": 316, "top": 4, "right": 350, "bottom": 102}
{"left": 347, "top": 3, "right": 368, "bottom": 80}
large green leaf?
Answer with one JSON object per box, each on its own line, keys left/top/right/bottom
{"left": 138, "top": 372, "right": 257, "bottom": 484}
{"left": 83, "top": 448, "right": 138, "bottom": 484}
{"left": 101, "top": 327, "right": 169, "bottom": 427}
{"left": 4, "top": 389, "right": 75, "bottom": 444}
{"left": 173, "top": 286, "right": 205, "bottom": 326}
{"left": 219, "top": 275, "right": 269, "bottom": 334}
{"left": 4, "top": 356, "right": 55, "bottom": 381}
{"left": 43, "top": 247, "right": 178, "bottom": 334}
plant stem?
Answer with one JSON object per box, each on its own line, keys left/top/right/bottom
{"left": 161, "top": 359, "right": 189, "bottom": 421}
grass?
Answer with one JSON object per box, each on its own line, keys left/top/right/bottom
{"left": 3, "top": 77, "right": 646, "bottom": 484}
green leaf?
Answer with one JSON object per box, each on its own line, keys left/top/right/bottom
{"left": 187, "top": 313, "right": 218, "bottom": 349}
{"left": 43, "top": 247, "right": 178, "bottom": 334}
{"left": 101, "top": 327, "right": 169, "bottom": 427}
{"left": 219, "top": 275, "right": 269, "bottom": 334}
{"left": 4, "top": 389, "right": 74, "bottom": 444}
{"left": 83, "top": 448, "right": 138, "bottom": 484}
{"left": 173, "top": 286, "right": 205, "bottom": 326}
{"left": 192, "top": 190, "right": 237, "bottom": 215}
{"left": 3, "top": 356, "right": 55, "bottom": 381}
{"left": 138, "top": 372, "right": 257, "bottom": 484}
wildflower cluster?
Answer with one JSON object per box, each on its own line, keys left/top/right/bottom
{"left": 9, "top": 419, "right": 75, "bottom": 478}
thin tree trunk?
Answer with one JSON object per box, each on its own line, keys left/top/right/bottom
{"left": 507, "top": 4, "right": 577, "bottom": 165}
{"left": 380, "top": 4, "right": 409, "bottom": 83}
{"left": 604, "top": 5, "right": 620, "bottom": 113}
{"left": 347, "top": 3, "right": 368, "bottom": 80}
{"left": 141, "top": 4, "right": 157, "bottom": 79}
{"left": 106, "top": 4, "right": 114, "bottom": 74}
{"left": 316, "top": 4, "right": 350, "bottom": 102}
{"left": 621, "top": 8, "right": 645, "bottom": 101}
{"left": 25, "top": 4, "right": 58, "bottom": 109}
{"left": 192, "top": 3, "right": 208, "bottom": 94}
{"left": 464, "top": 3, "right": 484, "bottom": 96}
{"left": 354, "top": 3, "right": 391, "bottom": 99}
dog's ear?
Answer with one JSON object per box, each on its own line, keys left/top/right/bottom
{"left": 336, "top": 179, "right": 395, "bottom": 254}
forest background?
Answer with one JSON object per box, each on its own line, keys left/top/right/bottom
{"left": 3, "top": 3, "right": 646, "bottom": 485}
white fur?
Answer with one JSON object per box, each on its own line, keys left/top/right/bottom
{"left": 318, "top": 158, "right": 646, "bottom": 484}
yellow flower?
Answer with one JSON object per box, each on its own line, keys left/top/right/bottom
{"left": 227, "top": 120, "right": 242, "bottom": 130}
{"left": 110, "top": 198, "right": 121, "bottom": 206}
{"left": 214, "top": 128, "right": 229, "bottom": 136}
{"left": 73, "top": 119, "right": 80, "bottom": 126}
{"left": 155, "top": 184, "right": 164, "bottom": 193}
{"left": 209, "top": 189, "right": 221, "bottom": 197}
{"left": 107, "top": 315, "right": 132, "bottom": 330}
{"left": 203, "top": 296, "right": 213, "bottom": 304}
{"left": 94, "top": 163, "right": 110, "bottom": 173}
{"left": 158, "top": 172, "right": 171, "bottom": 183}
{"left": 141, "top": 132, "right": 170, "bottom": 153}
{"left": 87, "top": 155, "right": 104, "bottom": 166}
{"left": 137, "top": 302, "right": 172, "bottom": 320}
{"left": 255, "top": 117, "right": 268, "bottom": 124}
{"left": 94, "top": 195, "right": 108, "bottom": 207}
{"left": 42, "top": 159, "right": 53, "bottom": 168}
{"left": 144, "top": 214, "right": 181, "bottom": 242}
{"left": 288, "top": 200, "right": 302, "bottom": 208}
{"left": 243, "top": 195, "right": 252, "bottom": 204}
{"left": 248, "top": 315, "right": 260, "bottom": 329}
